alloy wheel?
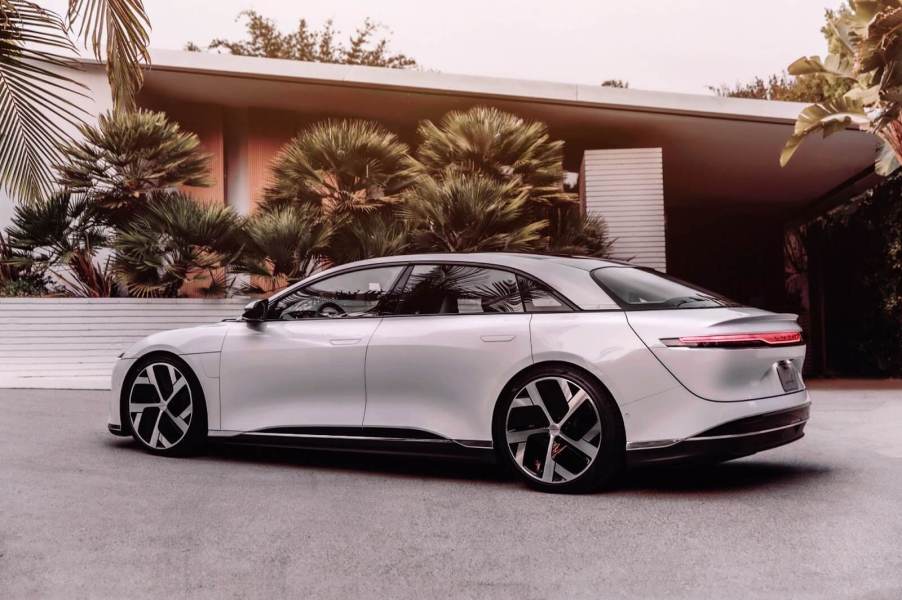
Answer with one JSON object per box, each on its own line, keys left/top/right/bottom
{"left": 128, "top": 362, "right": 193, "bottom": 450}
{"left": 504, "top": 376, "right": 602, "bottom": 483}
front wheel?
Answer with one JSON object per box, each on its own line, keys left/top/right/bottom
{"left": 493, "top": 366, "right": 625, "bottom": 493}
{"left": 123, "top": 355, "right": 207, "bottom": 456}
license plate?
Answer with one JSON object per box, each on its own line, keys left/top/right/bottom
{"left": 776, "top": 360, "right": 802, "bottom": 392}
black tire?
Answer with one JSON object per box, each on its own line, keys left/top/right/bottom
{"left": 122, "top": 354, "right": 207, "bottom": 456}
{"left": 492, "top": 364, "right": 625, "bottom": 493}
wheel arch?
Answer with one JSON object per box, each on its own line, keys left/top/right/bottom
{"left": 491, "top": 360, "right": 626, "bottom": 443}
{"left": 119, "top": 351, "right": 210, "bottom": 435}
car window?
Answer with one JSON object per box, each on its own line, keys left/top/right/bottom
{"left": 396, "top": 264, "right": 524, "bottom": 315}
{"left": 268, "top": 266, "right": 404, "bottom": 320}
{"left": 591, "top": 267, "right": 739, "bottom": 310}
{"left": 518, "top": 276, "right": 571, "bottom": 313}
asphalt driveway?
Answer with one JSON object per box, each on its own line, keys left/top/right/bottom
{"left": 1, "top": 382, "right": 901, "bottom": 599}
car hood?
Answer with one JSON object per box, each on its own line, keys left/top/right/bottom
{"left": 121, "top": 322, "right": 231, "bottom": 359}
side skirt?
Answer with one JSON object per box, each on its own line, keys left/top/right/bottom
{"left": 213, "top": 426, "right": 496, "bottom": 462}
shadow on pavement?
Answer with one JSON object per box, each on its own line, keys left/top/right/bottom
{"left": 205, "top": 441, "right": 511, "bottom": 485}
{"left": 107, "top": 437, "right": 832, "bottom": 494}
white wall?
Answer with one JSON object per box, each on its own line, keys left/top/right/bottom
{"left": 0, "top": 298, "right": 246, "bottom": 389}
{"left": 0, "top": 65, "right": 112, "bottom": 232}
{"left": 581, "top": 148, "right": 666, "bottom": 271}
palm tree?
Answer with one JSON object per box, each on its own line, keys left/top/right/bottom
{"left": 259, "top": 118, "right": 414, "bottom": 275}
{"left": 113, "top": 192, "right": 245, "bottom": 297}
{"left": 240, "top": 203, "right": 333, "bottom": 292}
{"left": 402, "top": 171, "right": 547, "bottom": 253}
{"left": 0, "top": 0, "right": 150, "bottom": 201}
{"left": 326, "top": 211, "right": 411, "bottom": 265}
{"left": 55, "top": 109, "right": 211, "bottom": 225}
{"left": 4, "top": 191, "right": 116, "bottom": 296}
{"left": 264, "top": 119, "right": 413, "bottom": 217}
{"left": 411, "top": 106, "right": 575, "bottom": 210}
{"left": 545, "top": 206, "right": 613, "bottom": 257}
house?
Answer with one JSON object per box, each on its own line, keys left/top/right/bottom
{"left": 0, "top": 49, "right": 879, "bottom": 372}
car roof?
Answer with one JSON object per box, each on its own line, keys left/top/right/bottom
{"left": 342, "top": 252, "right": 630, "bottom": 272}
{"left": 302, "top": 252, "right": 626, "bottom": 310}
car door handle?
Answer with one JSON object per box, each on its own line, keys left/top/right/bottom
{"left": 480, "top": 335, "right": 515, "bottom": 343}
{"left": 330, "top": 338, "right": 362, "bottom": 346}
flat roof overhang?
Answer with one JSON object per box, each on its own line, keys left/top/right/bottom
{"left": 130, "top": 49, "right": 877, "bottom": 215}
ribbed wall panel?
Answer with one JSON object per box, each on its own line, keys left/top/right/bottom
{"left": 0, "top": 299, "right": 246, "bottom": 380}
{"left": 581, "top": 148, "right": 666, "bottom": 271}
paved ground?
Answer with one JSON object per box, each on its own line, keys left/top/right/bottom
{"left": 1, "top": 383, "right": 901, "bottom": 599}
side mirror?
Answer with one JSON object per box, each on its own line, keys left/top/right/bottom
{"left": 242, "top": 299, "right": 268, "bottom": 322}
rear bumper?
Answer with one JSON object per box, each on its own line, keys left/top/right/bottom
{"left": 626, "top": 404, "right": 809, "bottom": 467}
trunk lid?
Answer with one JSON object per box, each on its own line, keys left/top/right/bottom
{"left": 625, "top": 307, "right": 806, "bottom": 402}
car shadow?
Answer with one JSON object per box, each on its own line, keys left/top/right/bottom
{"left": 205, "top": 441, "right": 512, "bottom": 485}
{"left": 107, "top": 437, "right": 832, "bottom": 494}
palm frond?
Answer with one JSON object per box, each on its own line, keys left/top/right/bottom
{"left": 5, "top": 190, "right": 117, "bottom": 295}
{"left": 265, "top": 119, "right": 413, "bottom": 217}
{"left": 412, "top": 106, "right": 573, "bottom": 210}
{"left": 0, "top": 0, "right": 89, "bottom": 200}
{"left": 239, "top": 203, "right": 332, "bottom": 292}
{"left": 327, "top": 210, "right": 410, "bottom": 265}
{"left": 56, "top": 109, "right": 211, "bottom": 224}
{"left": 113, "top": 192, "right": 244, "bottom": 297}
{"left": 544, "top": 206, "right": 613, "bottom": 257}
{"left": 401, "top": 171, "right": 547, "bottom": 253}
{"left": 67, "top": 0, "right": 150, "bottom": 110}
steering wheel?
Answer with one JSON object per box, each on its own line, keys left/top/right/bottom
{"left": 317, "top": 302, "right": 346, "bottom": 318}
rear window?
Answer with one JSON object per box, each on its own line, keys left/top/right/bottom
{"left": 591, "top": 267, "right": 739, "bottom": 310}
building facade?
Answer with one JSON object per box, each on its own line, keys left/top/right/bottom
{"left": 0, "top": 49, "right": 881, "bottom": 370}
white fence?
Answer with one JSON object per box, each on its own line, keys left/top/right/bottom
{"left": 0, "top": 298, "right": 247, "bottom": 389}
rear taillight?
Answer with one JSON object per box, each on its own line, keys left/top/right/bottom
{"left": 660, "top": 331, "right": 803, "bottom": 348}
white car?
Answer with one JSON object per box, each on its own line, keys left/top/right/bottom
{"left": 108, "top": 253, "right": 810, "bottom": 492}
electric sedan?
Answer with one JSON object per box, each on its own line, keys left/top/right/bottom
{"left": 108, "top": 253, "right": 810, "bottom": 492}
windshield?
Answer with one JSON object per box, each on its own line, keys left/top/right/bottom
{"left": 591, "top": 267, "right": 740, "bottom": 310}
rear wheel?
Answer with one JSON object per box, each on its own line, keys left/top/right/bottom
{"left": 494, "top": 365, "right": 624, "bottom": 493}
{"left": 123, "top": 355, "right": 207, "bottom": 456}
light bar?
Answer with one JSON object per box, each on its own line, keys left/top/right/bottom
{"left": 661, "top": 331, "right": 803, "bottom": 348}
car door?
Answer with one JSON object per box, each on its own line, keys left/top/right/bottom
{"left": 219, "top": 264, "right": 405, "bottom": 433}
{"left": 363, "top": 263, "right": 534, "bottom": 444}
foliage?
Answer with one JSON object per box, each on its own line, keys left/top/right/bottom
{"left": 55, "top": 109, "right": 211, "bottom": 224}
{"left": 253, "top": 109, "right": 609, "bottom": 282}
{"left": 67, "top": 0, "right": 151, "bottom": 110}
{"left": 545, "top": 207, "right": 613, "bottom": 257}
{"left": 810, "top": 170, "right": 902, "bottom": 375}
{"left": 0, "top": 230, "right": 47, "bottom": 296}
{"left": 411, "top": 106, "right": 575, "bottom": 210}
{"left": 782, "top": 1, "right": 902, "bottom": 175}
{"left": 240, "top": 203, "right": 333, "bottom": 291}
{"left": 0, "top": 275, "right": 47, "bottom": 296}
{"left": 0, "top": 0, "right": 149, "bottom": 202}
{"left": 708, "top": 71, "right": 850, "bottom": 102}
{"left": 327, "top": 211, "right": 411, "bottom": 266}
{"left": 189, "top": 10, "right": 417, "bottom": 69}
{"left": 4, "top": 191, "right": 116, "bottom": 296}
{"left": 264, "top": 119, "right": 412, "bottom": 218}
{"left": 402, "top": 172, "right": 547, "bottom": 253}
{"left": 113, "top": 192, "right": 245, "bottom": 297}
{"left": 601, "top": 79, "right": 629, "bottom": 88}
